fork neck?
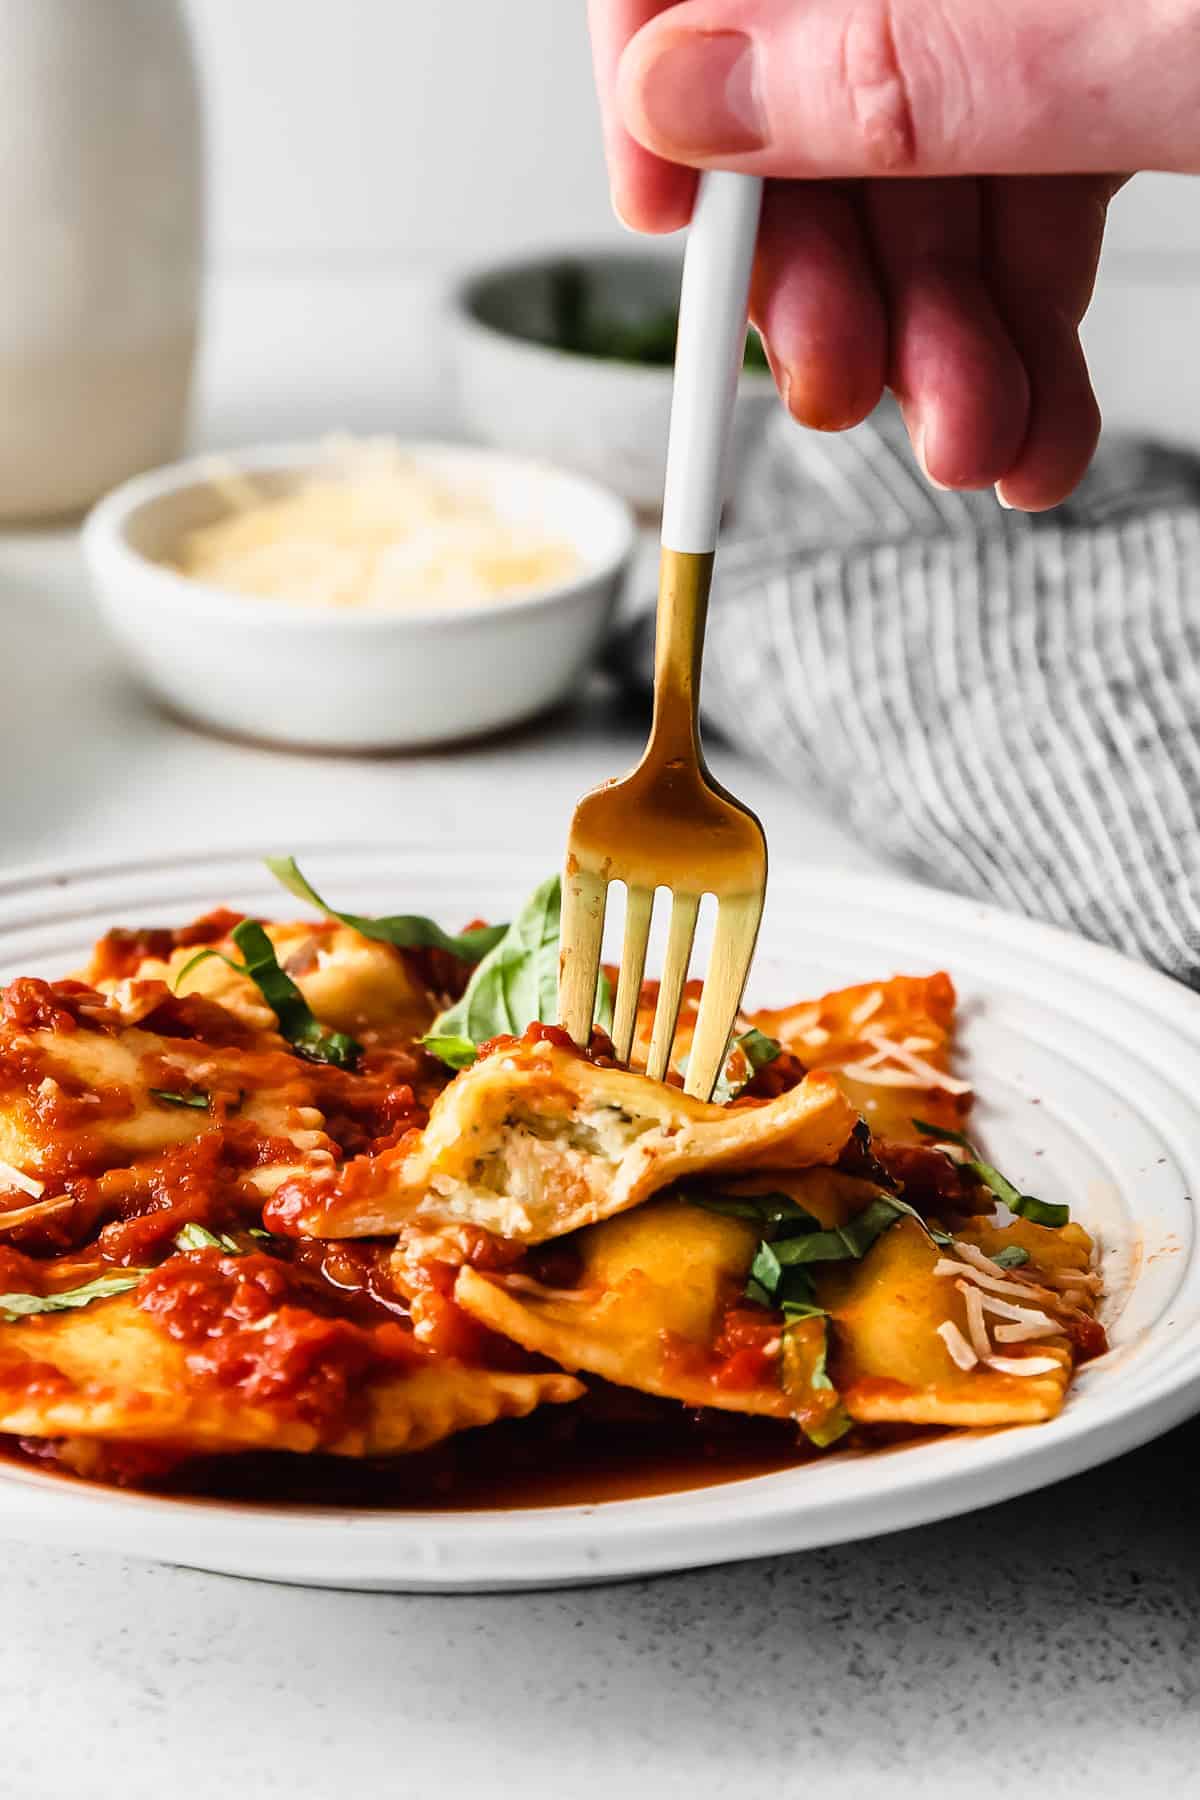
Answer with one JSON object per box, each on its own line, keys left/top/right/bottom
{"left": 644, "top": 546, "right": 715, "bottom": 773}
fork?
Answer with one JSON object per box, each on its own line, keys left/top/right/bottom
{"left": 558, "top": 170, "right": 767, "bottom": 1101}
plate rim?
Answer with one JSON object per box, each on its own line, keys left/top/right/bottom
{"left": 0, "top": 842, "right": 1197, "bottom": 1589}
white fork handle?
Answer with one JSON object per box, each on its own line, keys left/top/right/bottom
{"left": 660, "top": 170, "right": 764, "bottom": 556}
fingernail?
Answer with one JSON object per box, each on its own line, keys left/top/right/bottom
{"left": 913, "top": 423, "right": 950, "bottom": 492}
{"left": 612, "top": 193, "right": 638, "bottom": 235}
{"left": 994, "top": 483, "right": 1014, "bottom": 510}
{"left": 636, "top": 30, "right": 766, "bottom": 155}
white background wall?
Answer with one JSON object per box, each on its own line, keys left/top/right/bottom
{"left": 183, "top": 0, "right": 1200, "bottom": 448}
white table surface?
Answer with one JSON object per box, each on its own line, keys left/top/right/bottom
{"left": 2, "top": 441, "right": 1198, "bottom": 1800}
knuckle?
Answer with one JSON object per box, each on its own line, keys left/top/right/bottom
{"left": 836, "top": 0, "right": 969, "bottom": 174}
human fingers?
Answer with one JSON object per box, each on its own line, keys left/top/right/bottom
{"left": 615, "top": 0, "right": 1200, "bottom": 178}
{"left": 588, "top": 0, "right": 696, "bottom": 230}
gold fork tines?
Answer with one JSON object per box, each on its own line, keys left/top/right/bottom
{"left": 559, "top": 546, "right": 767, "bottom": 1100}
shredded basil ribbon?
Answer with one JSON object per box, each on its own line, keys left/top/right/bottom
{"left": 174, "top": 1223, "right": 241, "bottom": 1253}
{"left": 912, "top": 1119, "right": 1069, "bottom": 1227}
{"left": 150, "top": 1088, "right": 210, "bottom": 1111}
{"left": 709, "top": 1027, "right": 783, "bottom": 1103}
{"left": 696, "top": 1183, "right": 951, "bottom": 1314}
{"left": 781, "top": 1317, "right": 853, "bottom": 1448}
{"left": 420, "top": 875, "right": 612, "bottom": 1069}
{"left": 991, "top": 1245, "right": 1031, "bottom": 1269}
{"left": 176, "top": 919, "right": 361, "bottom": 1069}
{"left": 266, "top": 857, "right": 507, "bottom": 963}
{"left": 0, "top": 1272, "right": 146, "bottom": 1323}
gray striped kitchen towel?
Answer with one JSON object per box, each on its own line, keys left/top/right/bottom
{"left": 612, "top": 403, "right": 1200, "bottom": 986}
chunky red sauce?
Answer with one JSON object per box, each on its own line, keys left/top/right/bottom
{"left": 137, "top": 1248, "right": 423, "bottom": 1430}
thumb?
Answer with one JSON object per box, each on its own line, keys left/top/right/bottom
{"left": 616, "top": 0, "right": 1200, "bottom": 177}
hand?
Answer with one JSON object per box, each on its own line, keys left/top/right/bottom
{"left": 589, "top": 1, "right": 1199, "bottom": 509}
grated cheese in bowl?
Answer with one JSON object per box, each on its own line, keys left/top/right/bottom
{"left": 173, "top": 438, "right": 583, "bottom": 612}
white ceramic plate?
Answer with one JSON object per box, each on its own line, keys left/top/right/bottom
{"left": 1, "top": 846, "right": 1197, "bottom": 1591}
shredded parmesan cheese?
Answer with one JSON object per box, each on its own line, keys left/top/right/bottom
{"left": 937, "top": 1251, "right": 1056, "bottom": 1306}
{"left": 957, "top": 1279, "right": 993, "bottom": 1362}
{"left": 937, "top": 1319, "right": 979, "bottom": 1371}
{"left": 0, "top": 1159, "right": 44, "bottom": 1200}
{"left": 1018, "top": 1263, "right": 1103, "bottom": 1294}
{"left": 173, "top": 439, "right": 582, "bottom": 613}
{"left": 978, "top": 1294, "right": 1059, "bottom": 1336}
{"left": 993, "top": 1321, "right": 1061, "bottom": 1344}
{"left": 846, "top": 990, "right": 884, "bottom": 1030}
{"left": 857, "top": 1029, "right": 972, "bottom": 1095}
{"left": 984, "top": 1353, "right": 1062, "bottom": 1377}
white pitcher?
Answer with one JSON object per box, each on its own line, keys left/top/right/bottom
{"left": 0, "top": 0, "right": 203, "bottom": 520}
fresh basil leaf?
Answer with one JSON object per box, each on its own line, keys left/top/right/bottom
{"left": 422, "top": 874, "right": 560, "bottom": 1057}
{"left": 991, "top": 1245, "right": 1031, "bottom": 1269}
{"left": 780, "top": 1297, "right": 828, "bottom": 1321}
{"left": 748, "top": 1239, "right": 784, "bottom": 1295}
{"left": 709, "top": 1027, "right": 783, "bottom": 1103}
{"left": 885, "top": 1193, "right": 955, "bottom": 1247}
{"left": 912, "top": 1119, "right": 1069, "bottom": 1228}
{"left": 992, "top": 1189, "right": 1070, "bottom": 1229}
{"left": 176, "top": 921, "right": 361, "bottom": 1070}
{"left": 739, "top": 1027, "right": 782, "bottom": 1073}
{"left": 744, "top": 1277, "right": 775, "bottom": 1309}
{"left": 265, "top": 857, "right": 506, "bottom": 964}
{"left": 174, "top": 1223, "right": 240, "bottom": 1253}
{"left": 593, "top": 967, "right": 614, "bottom": 1037}
{"left": 780, "top": 1317, "right": 853, "bottom": 1448}
{"left": 776, "top": 1266, "right": 819, "bottom": 1310}
{"left": 966, "top": 1158, "right": 1069, "bottom": 1228}
{"left": 912, "top": 1118, "right": 975, "bottom": 1151}
{"left": 773, "top": 1196, "right": 904, "bottom": 1268}
{"left": 0, "top": 1272, "right": 146, "bottom": 1323}
{"left": 419, "top": 1034, "right": 479, "bottom": 1070}
{"left": 691, "top": 1190, "right": 821, "bottom": 1230}
{"left": 150, "top": 1088, "right": 209, "bottom": 1111}
{"left": 422, "top": 875, "right": 611, "bottom": 1067}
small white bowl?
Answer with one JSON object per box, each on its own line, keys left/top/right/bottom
{"left": 449, "top": 250, "right": 776, "bottom": 515}
{"left": 82, "top": 440, "right": 635, "bottom": 752}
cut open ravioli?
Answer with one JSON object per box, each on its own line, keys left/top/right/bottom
{"left": 283, "top": 1039, "right": 858, "bottom": 1244}
{"left": 0, "top": 1275, "right": 581, "bottom": 1457}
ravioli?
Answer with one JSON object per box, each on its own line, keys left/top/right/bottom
{"left": 0, "top": 889, "right": 1105, "bottom": 1499}
{"left": 751, "top": 971, "right": 967, "bottom": 1141}
{"left": 456, "top": 1197, "right": 787, "bottom": 1415}
{"left": 280, "top": 1039, "right": 858, "bottom": 1244}
{"left": 0, "top": 983, "right": 335, "bottom": 1221}
{"left": 87, "top": 919, "right": 438, "bottom": 1041}
{"left": 455, "top": 1171, "right": 882, "bottom": 1420}
{"left": 0, "top": 1268, "right": 581, "bottom": 1457}
{"left": 456, "top": 1179, "right": 1097, "bottom": 1430}
{"left": 821, "top": 1216, "right": 1077, "bottom": 1425}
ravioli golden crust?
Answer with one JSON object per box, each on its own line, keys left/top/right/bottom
{"left": 276, "top": 1040, "right": 858, "bottom": 1244}
{"left": 0, "top": 1266, "right": 581, "bottom": 1457}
